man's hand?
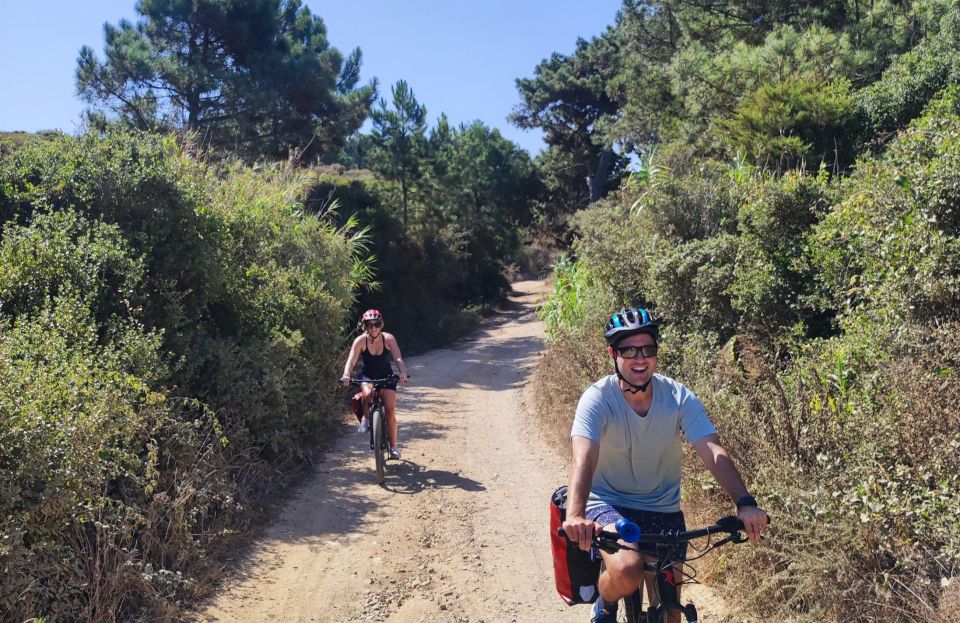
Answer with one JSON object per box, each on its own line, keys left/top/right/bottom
{"left": 340, "top": 375, "right": 350, "bottom": 387}
{"left": 737, "top": 506, "right": 769, "bottom": 542}
{"left": 562, "top": 516, "right": 602, "bottom": 552}
{"left": 399, "top": 372, "right": 409, "bottom": 383}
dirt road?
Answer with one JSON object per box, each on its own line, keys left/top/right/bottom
{"left": 197, "top": 280, "right": 731, "bottom": 623}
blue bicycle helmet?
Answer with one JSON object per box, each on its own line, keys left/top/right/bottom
{"left": 604, "top": 307, "right": 659, "bottom": 345}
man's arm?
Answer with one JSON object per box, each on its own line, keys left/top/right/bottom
{"left": 564, "top": 435, "right": 601, "bottom": 551}
{"left": 692, "top": 433, "right": 769, "bottom": 541}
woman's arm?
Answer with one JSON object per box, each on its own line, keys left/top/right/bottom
{"left": 384, "top": 333, "right": 408, "bottom": 380}
{"left": 340, "top": 336, "right": 364, "bottom": 385}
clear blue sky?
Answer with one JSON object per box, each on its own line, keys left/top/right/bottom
{"left": 0, "top": 1, "right": 622, "bottom": 155}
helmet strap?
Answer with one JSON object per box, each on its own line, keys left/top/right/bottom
{"left": 612, "top": 356, "right": 651, "bottom": 394}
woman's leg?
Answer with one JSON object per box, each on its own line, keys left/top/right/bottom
{"left": 361, "top": 383, "right": 374, "bottom": 415}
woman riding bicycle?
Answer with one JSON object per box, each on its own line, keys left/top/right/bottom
{"left": 340, "top": 309, "right": 409, "bottom": 459}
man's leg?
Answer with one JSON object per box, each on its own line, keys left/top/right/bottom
{"left": 586, "top": 506, "right": 640, "bottom": 619}
{"left": 598, "top": 545, "right": 646, "bottom": 601}
{"left": 593, "top": 506, "right": 689, "bottom": 622}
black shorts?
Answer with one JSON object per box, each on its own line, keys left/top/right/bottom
{"left": 585, "top": 505, "right": 688, "bottom": 564}
{"left": 358, "top": 374, "right": 397, "bottom": 391}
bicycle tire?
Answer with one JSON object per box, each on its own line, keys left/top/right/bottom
{"left": 621, "top": 588, "right": 647, "bottom": 623}
{"left": 372, "top": 406, "right": 386, "bottom": 483}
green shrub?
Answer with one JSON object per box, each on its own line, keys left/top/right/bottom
{"left": 812, "top": 87, "right": 960, "bottom": 324}
{"left": 628, "top": 151, "right": 738, "bottom": 243}
{"left": 855, "top": 6, "right": 960, "bottom": 144}
{"left": 730, "top": 169, "right": 832, "bottom": 337}
{"left": 0, "top": 209, "right": 142, "bottom": 327}
{"left": 197, "top": 164, "right": 362, "bottom": 460}
{"left": 570, "top": 200, "right": 652, "bottom": 307}
{"left": 540, "top": 255, "right": 602, "bottom": 341}
{"left": 0, "top": 131, "right": 366, "bottom": 620}
{"left": 648, "top": 234, "right": 739, "bottom": 338}
{"left": 0, "top": 212, "right": 232, "bottom": 621}
{"left": 721, "top": 74, "right": 855, "bottom": 172}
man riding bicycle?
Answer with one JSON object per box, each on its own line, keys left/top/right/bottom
{"left": 561, "top": 307, "right": 769, "bottom": 623}
{"left": 341, "top": 309, "right": 409, "bottom": 460}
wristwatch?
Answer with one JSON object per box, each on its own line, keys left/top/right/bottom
{"left": 735, "top": 495, "right": 757, "bottom": 510}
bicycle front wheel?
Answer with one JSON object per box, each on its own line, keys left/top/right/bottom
{"left": 621, "top": 587, "right": 647, "bottom": 623}
{"left": 371, "top": 407, "right": 386, "bottom": 483}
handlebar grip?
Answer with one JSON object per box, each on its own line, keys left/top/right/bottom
{"left": 719, "top": 513, "right": 775, "bottom": 533}
{"left": 554, "top": 527, "right": 607, "bottom": 540}
{"left": 555, "top": 526, "right": 630, "bottom": 542}
{"left": 716, "top": 515, "right": 744, "bottom": 532}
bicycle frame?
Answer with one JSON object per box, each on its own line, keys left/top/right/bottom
{"left": 593, "top": 546, "right": 690, "bottom": 623}
{"left": 620, "top": 560, "right": 695, "bottom": 623}
{"left": 560, "top": 516, "right": 748, "bottom": 623}
{"left": 623, "top": 518, "right": 745, "bottom": 623}
{"left": 350, "top": 375, "right": 399, "bottom": 484}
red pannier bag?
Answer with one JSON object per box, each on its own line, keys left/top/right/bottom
{"left": 550, "top": 485, "right": 600, "bottom": 605}
{"left": 351, "top": 391, "right": 364, "bottom": 422}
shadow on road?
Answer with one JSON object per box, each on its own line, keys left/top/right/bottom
{"left": 380, "top": 459, "right": 486, "bottom": 495}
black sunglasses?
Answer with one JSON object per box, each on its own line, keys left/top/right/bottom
{"left": 614, "top": 344, "right": 658, "bottom": 359}
{"left": 364, "top": 320, "right": 383, "bottom": 328}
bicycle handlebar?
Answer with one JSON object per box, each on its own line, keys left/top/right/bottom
{"left": 557, "top": 515, "right": 749, "bottom": 554}
{"left": 348, "top": 374, "right": 404, "bottom": 389}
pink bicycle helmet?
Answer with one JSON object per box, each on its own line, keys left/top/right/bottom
{"left": 361, "top": 309, "right": 383, "bottom": 323}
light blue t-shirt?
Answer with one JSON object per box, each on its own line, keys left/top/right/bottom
{"left": 571, "top": 374, "right": 716, "bottom": 513}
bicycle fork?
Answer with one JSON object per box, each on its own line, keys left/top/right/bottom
{"left": 653, "top": 568, "right": 699, "bottom": 623}
{"left": 367, "top": 402, "right": 376, "bottom": 450}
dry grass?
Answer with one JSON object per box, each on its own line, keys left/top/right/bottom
{"left": 529, "top": 332, "right": 609, "bottom": 451}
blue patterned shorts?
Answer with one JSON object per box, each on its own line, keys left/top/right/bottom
{"left": 585, "top": 505, "right": 688, "bottom": 564}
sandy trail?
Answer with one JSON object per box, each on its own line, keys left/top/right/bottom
{"left": 196, "top": 280, "right": 733, "bottom": 623}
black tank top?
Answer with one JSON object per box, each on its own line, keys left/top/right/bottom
{"left": 360, "top": 334, "right": 393, "bottom": 379}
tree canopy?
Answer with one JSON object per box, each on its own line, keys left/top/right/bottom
{"left": 511, "top": 27, "right": 628, "bottom": 210}
{"left": 76, "top": 0, "right": 376, "bottom": 162}
{"left": 369, "top": 80, "right": 428, "bottom": 225}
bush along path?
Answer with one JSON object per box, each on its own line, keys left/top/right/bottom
{"left": 195, "top": 281, "right": 737, "bottom": 623}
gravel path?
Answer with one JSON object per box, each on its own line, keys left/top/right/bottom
{"left": 195, "top": 281, "right": 734, "bottom": 623}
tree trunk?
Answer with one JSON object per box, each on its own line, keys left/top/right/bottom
{"left": 588, "top": 148, "right": 614, "bottom": 203}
